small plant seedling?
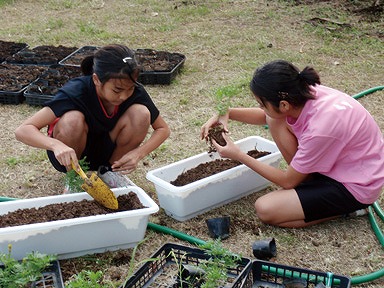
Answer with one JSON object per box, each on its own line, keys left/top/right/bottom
{"left": 0, "top": 244, "right": 57, "bottom": 288}
{"left": 64, "top": 157, "right": 90, "bottom": 192}
{"left": 199, "top": 239, "right": 241, "bottom": 288}
{"left": 66, "top": 270, "right": 113, "bottom": 288}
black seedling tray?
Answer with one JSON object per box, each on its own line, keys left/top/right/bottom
{"left": 136, "top": 49, "right": 185, "bottom": 85}
{"left": 122, "top": 242, "right": 252, "bottom": 288}
{"left": 250, "top": 260, "right": 351, "bottom": 288}
{"left": 24, "top": 64, "right": 82, "bottom": 106}
{"left": 59, "top": 45, "right": 99, "bottom": 67}
{"left": 30, "top": 260, "right": 65, "bottom": 288}
{"left": 0, "top": 40, "right": 28, "bottom": 63}
{"left": 5, "top": 45, "right": 78, "bottom": 66}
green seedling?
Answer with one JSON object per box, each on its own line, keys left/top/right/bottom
{"left": 0, "top": 244, "right": 57, "bottom": 288}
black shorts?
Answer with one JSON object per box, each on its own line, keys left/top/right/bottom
{"left": 296, "top": 174, "right": 370, "bottom": 222}
{"left": 47, "top": 131, "right": 116, "bottom": 173}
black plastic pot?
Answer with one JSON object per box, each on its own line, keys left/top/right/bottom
{"left": 206, "top": 216, "right": 230, "bottom": 240}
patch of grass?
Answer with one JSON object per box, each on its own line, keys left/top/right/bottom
{"left": 0, "top": 0, "right": 13, "bottom": 7}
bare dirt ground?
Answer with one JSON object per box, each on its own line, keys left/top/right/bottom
{"left": 0, "top": 0, "right": 383, "bottom": 287}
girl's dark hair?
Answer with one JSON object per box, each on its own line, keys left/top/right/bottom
{"left": 80, "top": 44, "right": 141, "bottom": 85}
{"left": 250, "top": 60, "right": 321, "bottom": 108}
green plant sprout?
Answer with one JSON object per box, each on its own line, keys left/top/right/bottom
{"left": 199, "top": 239, "right": 241, "bottom": 288}
{"left": 122, "top": 238, "right": 160, "bottom": 287}
{"left": 213, "top": 82, "right": 247, "bottom": 116}
{"left": 66, "top": 270, "right": 112, "bottom": 288}
{"left": 0, "top": 244, "right": 57, "bottom": 288}
{"left": 64, "top": 157, "right": 90, "bottom": 193}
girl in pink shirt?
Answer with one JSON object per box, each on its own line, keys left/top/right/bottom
{"left": 201, "top": 60, "right": 384, "bottom": 228}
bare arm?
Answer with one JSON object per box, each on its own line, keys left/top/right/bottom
{"left": 15, "top": 107, "right": 78, "bottom": 168}
{"left": 111, "top": 115, "right": 170, "bottom": 172}
{"left": 213, "top": 133, "right": 307, "bottom": 189}
{"left": 200, "top": 107, "right": 266, "bottom": 139}
{"left": 134, "top": 115, "right": 171, "bottom": 159}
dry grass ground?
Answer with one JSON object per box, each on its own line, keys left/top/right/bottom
{"left": 0, "top": 0, "right": 383, "bottom": 287}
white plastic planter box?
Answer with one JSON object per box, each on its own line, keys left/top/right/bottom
{"left": 146, "top": 136, "right": 282, "bottom": 221}
{"left": 0, "top": 187, "right": 158, "bottom": 260}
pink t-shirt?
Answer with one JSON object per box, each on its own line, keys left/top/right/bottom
{"left": 288, "top": 85, "right": 384, "bottom": 204}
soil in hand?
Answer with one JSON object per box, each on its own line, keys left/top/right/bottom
{"left": 206, "top": 123, "right": 227, "bottom": 153}
{"left": 0, "top": 192, "right": 145, "bottom": 228}
{"left": 170, "top": 149, "right": 270, "bottom": 186}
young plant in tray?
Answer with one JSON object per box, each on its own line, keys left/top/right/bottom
{"left": 176, "top": 239, "right": 241, "bottom": 288}
{"left": 0, "top": 245, "right": 57, "bottom": 288}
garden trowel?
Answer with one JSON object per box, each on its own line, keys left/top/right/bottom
{"left": 71, "top": 161, "right": 118, "bottom": 210}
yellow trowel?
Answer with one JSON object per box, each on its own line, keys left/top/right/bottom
{"left": 71, "top": 161, "right": 118, "bottom": 210}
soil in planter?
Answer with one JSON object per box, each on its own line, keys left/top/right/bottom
{"left": 0, "top": 40, "right": 28, "bottom": 63}
{"left": 5, "top": 45, "right": 78, "bottom": 65}
{"left": 0, "top": 192, "right": 145, "bottom": 228}
{"left": 0, "top": 64, "right": 46, "bottom": 92}
{"left": 170, "top": 149, "right": 271, "bottom": 186}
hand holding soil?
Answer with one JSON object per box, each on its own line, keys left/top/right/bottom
{"left": 206, "top": 123, "right": 227, "bottom": 153}
{"left": 211, "top": 132, "right": 244, "bottom": 161}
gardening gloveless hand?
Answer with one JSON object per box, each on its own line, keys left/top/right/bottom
{"left": 211, "top": 132, "right": 244, "bottom": 161}
{"left": 200, "top": 113, "right": 229, "bottom": 140}
{"left": 111, "top": 148, "right": 141, "bottom": 174}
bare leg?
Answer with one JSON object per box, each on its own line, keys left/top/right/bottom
{"left": 53, "top": 111, "right": 88, "bottom": 159}
{"left": 266, "top": 116, "right": 297, "bottom": 164}
{"left": 254, "top": 189, "right": 339, "bottom": 228}
{"left": 109, "top": 104, "right": 150, "bottom": 163}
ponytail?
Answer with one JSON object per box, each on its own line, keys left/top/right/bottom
{"left": 250, "top": 60, "right": 320, "bottom": 108}
{"left": 80, "top": 55, "right": 94, "bottom": 76}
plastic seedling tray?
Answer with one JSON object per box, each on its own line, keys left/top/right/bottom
{"left": 31, "top": 260, "right": 65, "bottom": 288}
{"left": 122, "top": 242, "right": 252, "bottom": 288}
{"left": 0, "top": 260, "right": 64, "bottom": 288}
{"left": 0, "top": 40, "right": 28, "bottom": 63}
{"left": 251, "top": 260, "right": 351, "bottom": 288}
{"left": 24, "top": 64, "right": 82, "bottom": 106}
{"left": 0, "top": 88, "right": 27, "bottom": 104}
{"left": 59, "top": 46, "right": 99, "bottom": 67}
{"left": 136, "top": 49, "right": 185, "bottom": 85}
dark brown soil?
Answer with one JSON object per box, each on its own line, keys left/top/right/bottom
{"left": 0, "top": 192, "right": 145, "bottom": 228}
{"left": 5, "top": 45, "right": 78, "bottom": 66}
{"left": 59, "top": 46, "right": 184, "bottom": 72}
{"left": 135, "top": 49, "right": 185, "bottom": 72}
{"left": 170, "top": 149, "right": 271, "bottom": 186}
{"left": 0, "top": 40, "right": 27, "bottom": 63}
{"left": 0, "top": 64, "right": 46, "bottom": 91}
{"left": 25, "top": 65, "right": 82, "bottom": 96}
{"left": 59, "top": 46, "right": 99, "bottom": 66}
{"left": 206, "top": 124, "right": 227, "bottom": 153}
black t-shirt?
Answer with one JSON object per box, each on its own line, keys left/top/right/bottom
{"left": 45, "top": 76, "right": 160, "bottom": 135}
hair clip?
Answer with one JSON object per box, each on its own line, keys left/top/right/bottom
{"left": 122, "top": 57, "right": 133, "bottom": 63}
{"left": 278, "top": 91, "right": 289, "bottom": 100}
